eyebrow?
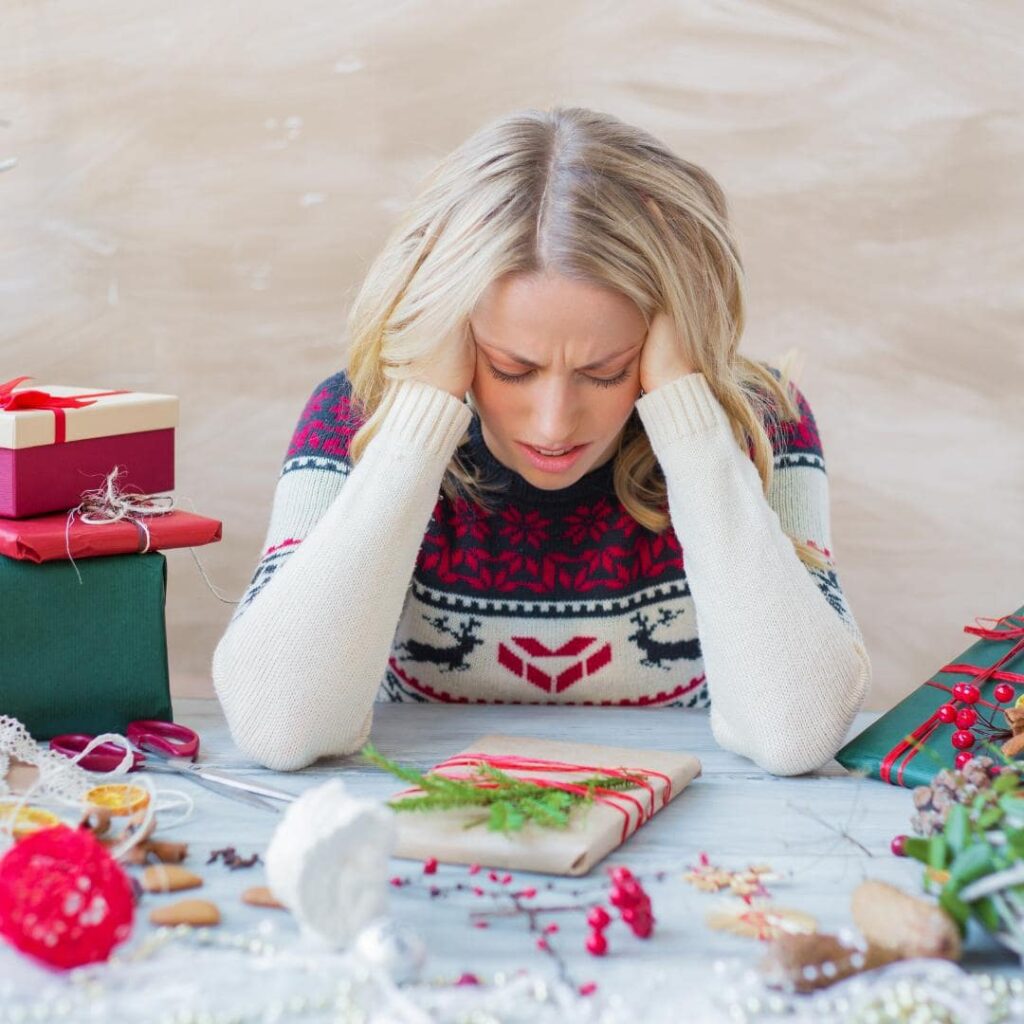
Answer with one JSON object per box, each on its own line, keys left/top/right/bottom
{"left": 476, "top": 337, "right": 643, "bottom": 371}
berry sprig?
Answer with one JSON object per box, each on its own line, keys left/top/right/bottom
{"left": 388, "top": 857, "right": 667, "bottom": 993}
{"left": 934, "top": 681, "right": 1019, "bottom": 764}
{"left": 584, "top": 866, "right": 655, "bottom": 955}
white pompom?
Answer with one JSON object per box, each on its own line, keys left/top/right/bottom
{"left": 264, "top": 778, "right": 396, "bottom": 948}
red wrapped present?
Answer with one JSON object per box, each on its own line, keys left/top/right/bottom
{"left": 0, "top": 509, "right": 222, "bottom": 563}
{"left": 0, "top": 377, "right": 177, "bottom": 518}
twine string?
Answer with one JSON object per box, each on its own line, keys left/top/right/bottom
{"left": 62, "top": 467, "right": 239, "bottom": 603}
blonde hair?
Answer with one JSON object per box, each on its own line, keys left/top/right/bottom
{"left": 346, "top": 106, "right": 828, "bottom": 570}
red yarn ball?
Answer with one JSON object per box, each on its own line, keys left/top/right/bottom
{"left": 0, "top": 825, "right": 135, "bottom": 969}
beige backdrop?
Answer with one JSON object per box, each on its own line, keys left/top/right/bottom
{"left": 5, "top": 1, "right": 1023, "bottom": 711}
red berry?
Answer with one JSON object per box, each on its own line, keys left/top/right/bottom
{"left": 518, "top": 887, "right": 537, "bottom": 899}
{"left": 467, "top": 863, "right": 481, "bottom": 875}
{"left": 618, "top": 880, "right": 642, "bottom": 905}
{"left": 955, "top": 708, "right": 977, "bottom": 729}
{"left": 960, "top": 684, "right": 981, "bottom": 704}
{"left": 579, "top": 982, "right": 598, "bottom": 997}
{"left": 937, "top": 703, "right": 958, "bottom": 724}
{"left": 609, "top": 866, "right": 634, "bottom": 885}
{"left": 608, "top": 886, "right": 626, "bottom": 908}
{"left": 951, "top": 730, "right": 975, "bottom": 750}
{"left": 423, "top": 857, "right": 438, "bottom": 875}
{"left": 890, "top": 834, "right": 908, "bottom": 857}
{"left": 585, "top": 930, "right": 608, "bottom": 956}
{"left": 456, "top": 973, "right": 480, "bottom": 986}
{"left": 631, "top": 913, "right": 654, "bottom": 938}
{"left": 536, "top": 937, "right": 549, "bottom": 952}
{"left": 954, "top": 751, "right": 974, "bottom": 769}
{"left": 543, "top": 922, "right": 559, "bottom": 934}
{"left": 587, "top": 906, "right": 611, "bottom": 929}
{"left": 994, "top": 683, "right": 1015, "bottom": 703}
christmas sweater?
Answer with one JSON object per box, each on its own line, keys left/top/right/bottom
{"left": 212, "top": 370, "right": 871, "bottom": 774}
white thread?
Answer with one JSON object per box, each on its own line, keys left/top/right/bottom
{"left": 0, "top": 716, "right": 194, "bottom": 861}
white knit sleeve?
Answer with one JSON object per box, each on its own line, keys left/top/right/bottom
{"left": 635, "top": 372, "right": 871, "bottom": 776}
{"left": 212, "top": 373, "right": 472, "bottom": 770}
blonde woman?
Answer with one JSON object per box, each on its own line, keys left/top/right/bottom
{"left": 213, "top": 106, "right": 870, "bottom": 774}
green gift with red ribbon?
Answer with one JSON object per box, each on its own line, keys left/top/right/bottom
{"left": 0, "top": 377, "right": 177, "bottom": 518}
{"left": 836, "top": 608, "right": 1024, "bottom": 787}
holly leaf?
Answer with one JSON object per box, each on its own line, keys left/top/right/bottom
{"left": 948, "top": 844, "right": 995, "bottom": 888}
{"left": 938, "top": 883, "right": 970, "bottom": 934}
{"left": 945, "top": 804, "right": 970, "bottom": 855}
{"left": 992, "top": 771, "right": 1023, "bottom": 794}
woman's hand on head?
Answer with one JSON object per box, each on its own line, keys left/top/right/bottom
{"left": 412, "top": 319, "right": 477, "bottom": 400}
{"left": 638, "top": 312, "right": 696, "bottom": 395}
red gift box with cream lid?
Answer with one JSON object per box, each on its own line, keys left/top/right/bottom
{"left": 0, "top": 378, "right": 178, "bottom": 518}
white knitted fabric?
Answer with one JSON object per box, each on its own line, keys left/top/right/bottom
{"left": 212, "top": 373, "right": 870, "bottom": 775}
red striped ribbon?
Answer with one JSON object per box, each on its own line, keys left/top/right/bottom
{"left": 395, "top": 751, "right": 673, "bottom": 843}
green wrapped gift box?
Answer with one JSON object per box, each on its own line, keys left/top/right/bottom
{"left": 0, "top": 552, "right": 172, "bottom": 739}
{"left": 836, "top": 606, "right": 1024, "bottom": 787}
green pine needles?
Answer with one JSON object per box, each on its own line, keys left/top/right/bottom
{"left": 360, "top": 743, "right": 650, "bottom": 834}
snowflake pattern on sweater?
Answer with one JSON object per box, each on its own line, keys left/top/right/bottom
{"left": 238, "top": 369, "right": 854, "bottom": 709}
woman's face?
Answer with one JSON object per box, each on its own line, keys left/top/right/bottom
{"left": 469, "top": 271, "right": 647, "bottom": 491}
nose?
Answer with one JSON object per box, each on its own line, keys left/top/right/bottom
{"left": 531, "top": 377, "right": 581, "bottom": 447}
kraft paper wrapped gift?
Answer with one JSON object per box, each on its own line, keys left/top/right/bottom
{"left": 0, "top": 552, "right": 172, "bottom": 739}
{"left": 390, "top": 733, "right": 702, "bottom": 876}
{"left": 0, "top": 509, "right": 222, "bottom": 563}
{"left": 836, "top": 607, "right": 1024, "bottom": 787}
{"left": 0, "top": 378, "right": 178, "bottom": 518}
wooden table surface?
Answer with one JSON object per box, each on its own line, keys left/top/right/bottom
{"left": 2, "top": 699, "right": 1017, "bottom": 1022}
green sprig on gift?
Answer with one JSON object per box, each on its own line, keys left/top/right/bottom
{"left": 902, "top": 751, "right": 1024, "bottom": 956}
{"left": 360, "top": 743, "right": 650, "bottom": 834}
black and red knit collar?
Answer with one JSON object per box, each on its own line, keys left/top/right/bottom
{"left": 464, "top": 412, "right": 620, "bottom": 508}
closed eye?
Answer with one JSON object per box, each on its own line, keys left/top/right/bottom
{"left": 486, "top": 362, "right": 631, "bottom": 389}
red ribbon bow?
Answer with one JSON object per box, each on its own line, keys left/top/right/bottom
{"left": 880, "top": 613, "right": 1024, "bottom": 785}
{"left": 0, "top": 377, "right": 128, "bottom": 443}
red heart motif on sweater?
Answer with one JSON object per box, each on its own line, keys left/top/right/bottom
{"left": 496, "top": 636, "right": 612, "bottom": 694}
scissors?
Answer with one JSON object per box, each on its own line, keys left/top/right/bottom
{"left": 50, "top": 720, "right": 296, "bottom": 815}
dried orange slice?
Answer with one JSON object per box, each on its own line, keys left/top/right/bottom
{"left": 84, "top": 783, "right": 150, "bottom": 817}
{"left": 0, "top": 801, "right": 63, "bottom": 840}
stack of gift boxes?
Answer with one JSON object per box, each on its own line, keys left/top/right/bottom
{"left": 0, "top": 378, "right": 222, "bottom": 739}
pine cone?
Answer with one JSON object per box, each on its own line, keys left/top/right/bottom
{"left": 909, "top": 757, "right": 1021, "bottom": 837}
